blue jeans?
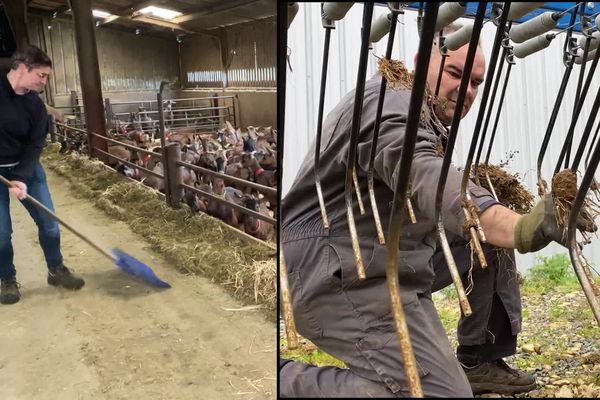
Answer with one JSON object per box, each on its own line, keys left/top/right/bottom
{"left": 0, "top": 162, "right": 63, "bottom": 280}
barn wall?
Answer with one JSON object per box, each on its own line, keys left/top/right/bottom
{"left": 27, "top": 14, "right": 179, "bottom": 107}
{"left": 284, "top": 3, "right": 600, "bottom": 272}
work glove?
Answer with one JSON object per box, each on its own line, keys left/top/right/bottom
{"left": 514, "top": 194, "right": 597, "bottom": 253}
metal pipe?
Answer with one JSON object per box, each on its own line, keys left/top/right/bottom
{"left": 584, "top": 119, "right": 600, "bottom": 169}
{"left": 345, "top": 3, "right": 374, "bottom": 281}
{"left": 386, "top": 4, "right": 439, "bottom": 396}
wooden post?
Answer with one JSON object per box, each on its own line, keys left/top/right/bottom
{"left": 164, "top": 143, "right": 182, "bottom": 209}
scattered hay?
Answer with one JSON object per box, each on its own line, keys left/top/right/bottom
{"left": 41, "top": 145, "right": 276, "bottom": 320}
{"left": 475, "top": 164, "right": 534, "bottom": 214}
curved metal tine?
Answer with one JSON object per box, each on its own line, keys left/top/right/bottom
{"left": 352, "top": 167, "right": 366, "bottom": 215}
{"left": 568, "top": 131, "right": 600, "bottom": 326}
{"left": 434, "top": 30, "right": 448, "bottom": 97}
{"left": 564, "top": 4, "right": 591, "bottom": 168}
{"left": 483, "top": 50, "right": 515, "bottom": 201}
{"left": 536, "top": 7, "right": 578, "bottom": 195}
{"left": 554, "top": 41, "right": 600, "bottom": 176}
{"left": 473, "top": 24, "right": 511, "bottom": 175}
{"left": 278, "top": 1, "right": 298, "bottom": 350}
{"left": 345, "top": 3, "right": 374, "bottom": 281}
{"left": 386, "top": 4, "right": 439, "bottom": 396}
{"left": 435, "top": 2, "right": 488, "bottom": 317}
{"left": 367, "top": 4, "right": 403, "bottom": 245}
{"left": 279, "top": 252, "right": 299, "bottom": 349}
{"left": 571, "top": 84, "right": 600, "bottom": 172}
{"left": 460, "top": 2, "right": 511, "bottom": 262}
{"left": 584, "top": 119, "right": 600, "bottom": 170}
{"left": 314, "top": 14, "right": 335, "bottom": 229}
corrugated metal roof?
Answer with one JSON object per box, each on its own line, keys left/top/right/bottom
{"left": 283, "top": 3, "right": 600, "bottom": 272}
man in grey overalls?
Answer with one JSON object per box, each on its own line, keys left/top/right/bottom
{"left": 280, "top": 25, "right": 589, "bottom": 397}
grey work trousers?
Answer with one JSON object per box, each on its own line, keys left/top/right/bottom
{"left": 280, "top": 236, "right": 521, "bottom": 398}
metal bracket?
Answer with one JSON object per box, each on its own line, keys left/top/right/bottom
{"left": 581, "top": 15, "right": 593, "bottom": 37}
{"left": 387, "top": 2, "right": 405, "bottom": 14}
{"left": 321, "top": 4, "right": 336, "bottom": 29}
{"left": 564, "top": 36, "right": 578, "bottom": 67}
{"left": 490, "top": 3, "right": 504, "bottom": 27}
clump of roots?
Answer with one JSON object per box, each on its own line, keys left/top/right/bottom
{"left": 551, "top": 169, "right": 600, "bottom": 243}
{"left": 461, "top": 197, "right": 480, "bottom": 234}
{"left": 378, "top": 57, "right": 413, "bottom": 90}
{"left": 474, "top": 164, "right": 534, "bottom": 214}
{"left": 377, "top": 57, "right": 448, "bottom": 137}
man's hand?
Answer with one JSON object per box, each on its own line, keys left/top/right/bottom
{"left": 8, "top": 181, "right": 27, "bottom": 200}
{"left": 514, "top": 194, "right": 597, "bottom": 253}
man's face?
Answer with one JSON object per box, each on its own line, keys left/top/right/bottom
{"left": 17, "top": 63, "right": 51, "bottom": 92}
{"left": 426, "top": 43, "right": 486, "bottom": 125}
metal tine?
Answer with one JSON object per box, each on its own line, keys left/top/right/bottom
{"left": 482, "top": 37, "right": 516, "bottom": 201}
{"left": 385, "top": 4, "right": 439, "bottom": 396}
{"left": 564, "top": 3, "right": 591, "bottom": 168}
{"left": 584, "top": 119, "right": 600, "bottom": 169}
{"left": 314, "top": 10, "right": 336, "bottom": 229}
{"left": 473, "top": 24, "right": 511, "bottom": 178}
{"left": 279, "top": 253, "right": 299, "bottom": 349}
{"left": 567, "top": 123, "right": 600, "bottom": 326}
{"left": 435, "top": 2, "right": 488, "bottom": 318}
{"left": 536, "top": 6, "right": 579, "bottom": 195}
{"left": 570, "top": 83, "right": 600, "bottom": 172}
{"left": 345, "top": 3, "right": 374, "bottom": 281}
{"left": 278, "top": 1, "right": 298, "bottom": 350}
{"left": 367, "top": 3, "right": 404, "bottom": 245}
{"left": 352, "top": 167, "right": 366, "bottom": 215}
{"left": 553, "top": 37, "right": 600, "bottom": 176}
{"left": 459, "top": 2, "right": 512, "bottom": 266}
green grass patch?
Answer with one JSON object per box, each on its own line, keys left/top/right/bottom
{"left": 280, "top": 339, "right": 346, "bottom": 369}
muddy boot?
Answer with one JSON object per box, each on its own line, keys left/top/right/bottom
{"left": 462, "top": 359, "right": 536, "bottom": 395}
{"left": 0, "top": 280, "right": 21, "bottom": 304}
{"left": 48, "top": 264, "right": 85, "bottom": 290}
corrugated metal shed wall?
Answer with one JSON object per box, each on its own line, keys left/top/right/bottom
{"left": 181, "top": 34, "right": 223, "bottom": 88}
{"left": 283, "top": 3, "right": 600, "bottom": 272}
{"left": 28, "top": 15, "right": 179, "bottom": 98}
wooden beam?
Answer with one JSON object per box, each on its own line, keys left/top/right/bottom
{"left": 3, "top": 0, "right": 29, "bottom": 48}
{"left": 129, "top": 15, "right": 195, "bottom": 34}
{"left": 173, "top": 0, "right": 261, "bottom": 24}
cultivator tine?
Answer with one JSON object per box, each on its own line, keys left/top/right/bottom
{"left": 385, "top": 5, "right": 439, "bottom": 396}
{"left": 536, "top": 8, "right": 578, "bottom": 195}
{"left": 567, "top": 132, "right": 600, "bottom": 326}
{"left": 473, "top": 24, "right": 511, "bottom": 173}
{"left": 564, "top": 5, "right": 592, "bottom": 168}
{"left": 584, "top": 120, "right": 600, "bottom": 170}
{"left": 553, "top": 39, "right": 600, "bottom": 176}
{"left": 570, "top": 85, "right": 600, "bottom": 173}
{"left": 278, "top": 1, "right": 299, "bottom": 350}
{"left": 352, "top": 167, "right": 366, "bottom": 215}
{"left": 314, "top": 11, "right": 335, "bottom": 229}
{"left": 345, "top": 3, "right": 374, "bottom": 281}
{"left": 459, "top": 2, "right": 511, "bottom": 268}
{"left": 366, "top": 3, "right": 405, "bottom": 245}
{"left": 483, "top": 46, "right": 515, "bottom": 203}
{"left": 434, "top": 2, "right": 487, "bottom": 316}
{"left": 279, "top": 252, "right": 299, "bottom": 349}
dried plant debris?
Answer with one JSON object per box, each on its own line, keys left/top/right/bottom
{"left": 475, "top": 164, "right": 534, "bottom": 214}
{"left": 41, "top": 143, "right": 276, "bottom": 319}
{"left": 551, "top": 169, "right": 600, "bottom": 244}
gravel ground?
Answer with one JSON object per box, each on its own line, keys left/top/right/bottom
{"left": 280, "top": 282, "right": 600, "bottom": 398}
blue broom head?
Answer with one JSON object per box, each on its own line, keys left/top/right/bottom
{"left": 112, "top": 248, "right": 171, "bottom": 288}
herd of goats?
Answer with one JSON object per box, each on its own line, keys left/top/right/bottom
{"left": 48, "top": 105, "right": 277, "bottom": 243}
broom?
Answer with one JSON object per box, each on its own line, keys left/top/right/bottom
{"left": 0, "top": 175, "right": 171, "bottom": 289}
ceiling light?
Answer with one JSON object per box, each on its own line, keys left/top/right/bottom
{"left": 92, "top": 9, "right": 112, "bottom": 18}
{"left": 138, "top": 6, "right": 182, "bottom": 20}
